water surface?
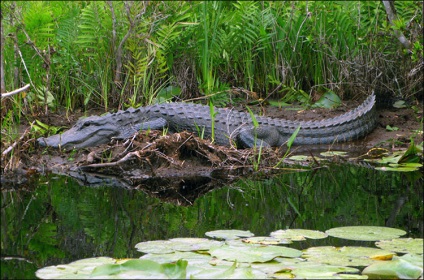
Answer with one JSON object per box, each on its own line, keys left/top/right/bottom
{"left": 1, "top": 164, "right": 422, "bottom": 279}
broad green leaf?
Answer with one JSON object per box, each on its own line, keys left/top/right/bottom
{"left": 241, "top": 236, "right": 292, "bottom": 245}
{"left": 386, "top": 125, "right": 399, "bottom": 131}
{"left": 252, "top": 258, "right": 361, "bottom": 278}
{"left": 190, "top": 262, "right": 267, "bottom": 279}
{"left": 168, "top": 237, "right": 223, "bottom": 251}
{"left": 270, "top": 229, "right": 328, "bottom": 241}
{"left": 135, "top": 240, "right": 175, "bottom": 254}
{"left": 205, "top": 229, "right": 254, "bottom": 240}
{"left": 398, "top": 140, "right": 423, "bottom": 163}
{"left": 400, "top": 254, "right": 424, "bottom": 269}
{"left": 90, "top": 259, "right": 187, "bottom": 279}
{"left": 209, "top": 244, "right": 302, "bottom": 263}
{"left": 311, "top": 91, "right": 342, "bottom": 109}
{"left": 326, "top": 226, "right": 406, "bottom": 241}
{"left": 393, "top": 100, "right": 407, "bottom": 108}
{"left": 362, "top": 257, "right": 423, "bottom": 279}
{"left": 302, "top": 246, "right": 395, "bottom": 267}
{"left": 190, "top": 262, "right": 236, "bottom": 279}
{"left": 375, "top": 238, "right": 423, "bottom": 255}
{"left": 35, "top": 257, "right": 118, "bottom": 279}
{"left": 375, "top": 165, "right": 422, "bottom": 172}
{"left": 140, "top": 251, "right": 212, "bottom": 265}
{"left": 289, "top": 264, "right": 362, "bottom": 279}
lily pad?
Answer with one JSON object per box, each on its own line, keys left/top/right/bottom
{"left": 400, "top": 254, "right": 424, "bottom": 269}
{"left": 288, "top": 155, "right": 313, "bottom": 161}
{"left": 252, "top": 258, "right": 362, "bottom": 278}
{"left": 288, "top": 264, "right": 362, "bottom": 279}
{"left": 168, "top": 238, "right": 223, "bottom": 251}
{"left": 35, "top": 257, "right": 118, "bottom": 279}
{"left": 209, "top": 244, "right": 302, "bottom": 263}
{"left": 135, "top": 240, "right": 176, "bottom": 254}
{"left": 90, "top": 259, "right": 187, "bottom": 279}
{"left": 302, "top": 246, "right": 395, "bottom": 267}
{"left": 205, "top": 229, "right": 254, "bottom": 240}
{"left": 140, "top": 251, "right": 212, "bottom": 265}
{"left": 326, "top": 226, "right": 406, "bottom": 241}
{"left": 270, "top": 229, "right": 328, "bottom": 241}
{"left": 190, "top": 262, "right": 267, "bottom": 279}
{"left": 135, "top": 238, "right": 223, "bottom": 255}
{"left": 362, "top": 257, "right": 423, "bottom": 279}
{"left": 375, "top": 238, "right": 423, "bottom": 255}
{"left": 242, "top": 236, "right": 292, "bottom": 245}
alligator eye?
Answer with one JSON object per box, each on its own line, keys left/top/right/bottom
{"left": 82, "top": 121, "right": 92, "bottom": 127}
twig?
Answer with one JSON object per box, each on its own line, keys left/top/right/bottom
{"left": 1, "top": 84, "right": 30, "bottom": 98}
{"left": 2, "top": 122, "right": 34, "bottom": 157}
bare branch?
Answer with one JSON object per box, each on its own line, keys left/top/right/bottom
{"left": 382, "top": 1, "right": 412, "bottom": 53}
{"left": 1, "top": 84, "right": 30, "bottom": 98}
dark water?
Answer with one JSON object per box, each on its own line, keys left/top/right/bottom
{"left": 1, "top": 164, "right": 423, "bottom": 279}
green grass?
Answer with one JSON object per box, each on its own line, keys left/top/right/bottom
{"left": 0, "top": 1, "right": 421, "bottom": 134}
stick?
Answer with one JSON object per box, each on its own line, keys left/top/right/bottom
{"left": 1, "top": 84, "right": 30, "bottom": 98}
{"left": 1, "top": 122, "right": 33, "bottom": 157}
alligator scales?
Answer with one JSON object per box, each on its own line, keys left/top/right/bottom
{"left": 37, "top": 94, "right": 377, "bottom": 149}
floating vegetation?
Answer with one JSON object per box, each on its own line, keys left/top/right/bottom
{"left": 36, "top": 227, "right": 423, "bottom": 279}
{"left": 326, "top": 226, "right": 407, "bottom": 241}
{"left": 205, "top": 229, "right": 255, "bottom": 240}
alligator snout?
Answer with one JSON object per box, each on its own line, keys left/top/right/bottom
{"left": 37, "top": 134, "right": 62, "bottom": 148}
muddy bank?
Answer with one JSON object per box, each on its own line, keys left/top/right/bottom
{"left": 1, "top": 99, "right": 422, "bottom": 204}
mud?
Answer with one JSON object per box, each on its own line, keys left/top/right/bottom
{"left": 1, "top": 99, "right": 422, "bottom": 205}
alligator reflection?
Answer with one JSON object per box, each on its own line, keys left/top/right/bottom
{"left": 1, "top": 164, "right": 422, "bottom": 279}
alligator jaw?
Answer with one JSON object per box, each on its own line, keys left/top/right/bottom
{"left": 37, "top": 129, "right": 118, "bottom": 150}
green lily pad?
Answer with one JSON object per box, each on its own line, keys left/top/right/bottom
{"left": 242, "top": 236, "right": 292, "bottom": 245}
{"left": 362, "top": 257, "right": 423, "bottom": 279}
{"left": 400, "top": 254, "right": 424, "bottom": 269}
{"left": 35, "top": 257, "right": 118, "bottom": 279}
{"left": 326, "top": 226, "right": 406, "bottom": 241}
{"left": 135, "top": 240, "right": 176, "bottom": 254}
{"left": 209, "top": 244, "right": 302, "bottom": 263}
{"left": 190, "top": 262, "right": 267, "bottom": 279}
{"left": 140, "top": 251, "right": 212, "bottom": 265}
{"left": 302, "top": 246, "right": 395, "bottom": 267}
{"left": 168, "top": 238, "right": 223, "bottom": 251}
{"left": 375, "top": 238, "right": 423, "bottom": 255}
{"left": 288, "top": 264, "right": 362, "bottom": 279}
{"left": 270, "top": 229, "right": 328, "bottom": 241}
{"left": 205, "top": 229, "right": 254, "bottom": 240}
{"left": 90, "top": 259, "right": 187, "bottom": 279}
{"left": 252, "top": 258, "right": 362, "bottom": 278}
{"left": 135, "top": 238, "right": 222, "bottom": 254}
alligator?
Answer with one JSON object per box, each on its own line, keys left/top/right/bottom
{"left": 37, "top": 94, "right": 377, "bottom": 150}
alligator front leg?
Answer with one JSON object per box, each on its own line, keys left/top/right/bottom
{"left": 237, "top": 127, "right": 282, "bottom": 148}
{"left": 136, "top": 117, "right": 168, "bottom": 131}
{"left": 118, "top": 117, "right": 169, "bottom": 140}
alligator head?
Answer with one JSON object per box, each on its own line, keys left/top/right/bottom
{"left": 37, "top": 114, "right": 120, "bottom": 150}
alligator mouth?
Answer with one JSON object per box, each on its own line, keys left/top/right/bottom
{"left": 37, "top": 129, "right": 118, "bottom": 150}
